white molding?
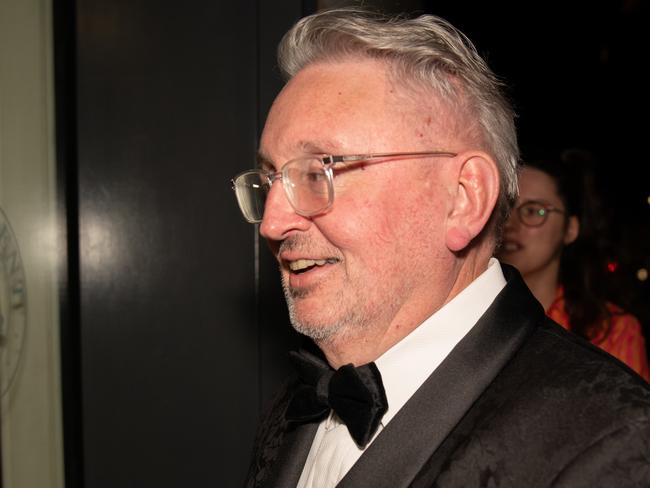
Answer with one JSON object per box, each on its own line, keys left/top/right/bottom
{"left": 0, "top": 0, "right": 65, "bottom": 486}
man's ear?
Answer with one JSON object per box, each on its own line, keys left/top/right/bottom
{"left": 564, "top": 215, "right": 580, "bottom": 245}
{"left": 445, "top": 152, "right": 500, "bottom": 252}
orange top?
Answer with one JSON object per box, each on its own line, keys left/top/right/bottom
{"left": 547, "top": 287, "right": 650, "bottom": 382}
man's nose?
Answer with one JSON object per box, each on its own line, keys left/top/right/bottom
{"left": 259, "top": 180, "right": 311, "bottom": 241}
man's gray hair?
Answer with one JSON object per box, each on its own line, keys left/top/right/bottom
{"left": 278, "top": 8, "right": 519, "bottom": 234}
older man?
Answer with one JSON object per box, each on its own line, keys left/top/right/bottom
{"left": 233, "top": 9, "right": 650, "bottom": 488}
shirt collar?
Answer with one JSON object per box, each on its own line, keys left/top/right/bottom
{"left": 375, "top": 258, "right": 506, "bottom": 425}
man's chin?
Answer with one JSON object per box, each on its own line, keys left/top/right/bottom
{"left": 290, "top": 319, "right": 343, "bottom": 343}
{"left": 287, "top": 301, "right": 343, "bottom": 342}
{"left": 286, "top": 286, "right": 311, "bottom": 300}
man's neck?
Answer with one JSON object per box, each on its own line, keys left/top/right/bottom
{"left": 319, "top": 251, "right": 491, "bottom": 368}
{"left": 317, "top": 304, "right": 427, "bottom": 369}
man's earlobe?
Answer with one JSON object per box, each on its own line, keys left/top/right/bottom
{"left": 444, "top": 153, "right": 500, "bottom": 252}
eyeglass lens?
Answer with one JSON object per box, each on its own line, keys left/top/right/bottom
{"left": 233, "top": 172, "right": 270, "bottom": 223}
{"left": 233, "top": 158, "right": 332, "bottom": 223}
{"left": 518, "top": 203, "right": 548, "bottom": 227}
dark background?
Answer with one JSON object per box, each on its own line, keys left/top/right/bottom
{"left": 54, "top": 0, "right": 649, "bottom": 486}
{"left": 429, "top": 0, "right": 650, "bottom": 332}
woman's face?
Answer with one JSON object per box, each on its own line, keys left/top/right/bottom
{"left": 498, "top": 167, "right": 578, "bottom": 279}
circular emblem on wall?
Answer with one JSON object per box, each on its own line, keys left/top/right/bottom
{"left": 0, "top": 207, "right": 27, "bottom": 398}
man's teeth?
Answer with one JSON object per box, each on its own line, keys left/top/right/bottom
{"left": 289, "top": 259, "right": 332, "bottom": 271}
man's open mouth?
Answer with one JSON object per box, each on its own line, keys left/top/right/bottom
{"left": 288, "top": 258, "right": 338, "bottom": 274}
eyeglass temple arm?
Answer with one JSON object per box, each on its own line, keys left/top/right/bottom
{"left": 323, "top": 151, "right": 457, "bottom": 166}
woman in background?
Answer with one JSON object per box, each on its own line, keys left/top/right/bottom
{"left": 498, "top": 151, "right": 650, "bottom": 381}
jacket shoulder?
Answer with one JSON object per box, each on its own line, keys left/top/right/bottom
{"left": 532, "top": 316, "right": 650, "bottom": 394}
{"left": 420, "top": 318, "right": 650, "bottom": 487}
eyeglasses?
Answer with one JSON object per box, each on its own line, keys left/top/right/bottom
{"left": 513, "top": 200, "right": 566, "bottom": 227}
{"left": 231, "top": 151, "right": 456, "bottom": 223}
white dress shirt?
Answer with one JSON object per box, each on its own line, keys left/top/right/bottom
{"left": 296, "top": 258, "right": 507, "bottom": 488}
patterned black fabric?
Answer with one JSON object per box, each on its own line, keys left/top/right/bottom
{"left": 244, "top": 376, "right": 296, "bottom": 488}
{"left": 409, "top": 319, "right": 650, "bottom": 487}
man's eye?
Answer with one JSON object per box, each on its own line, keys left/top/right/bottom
{"left": 304, "top": 171, "right": 326, "bottom": 182}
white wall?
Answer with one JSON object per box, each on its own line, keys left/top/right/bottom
{"left": 0, "top": 0, "right": 65, "bottom": 486}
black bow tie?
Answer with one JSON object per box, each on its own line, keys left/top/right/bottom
{"left": 285, "top": 349, "right": 388, "bottom": 448}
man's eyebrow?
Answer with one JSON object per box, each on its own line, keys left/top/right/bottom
{"left": 299, "top": 140, "right": 339, "bottom": 155}
{"left": 256, "top": 152, "right": 274, "bottom": 170}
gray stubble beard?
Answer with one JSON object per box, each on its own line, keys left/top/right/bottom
{"left": 281, "top": 274, "right": 372, "bottom": 344}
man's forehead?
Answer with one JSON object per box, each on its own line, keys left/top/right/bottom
{"left": 259, "top": 59, "right": 458, "bottom": 167}
{"left": 270, "top": 59, "right": 400, "bottom": 118}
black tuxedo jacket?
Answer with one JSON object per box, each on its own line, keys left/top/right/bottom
{"left": 246, "top": 266, "right": 650, "bottom": 487}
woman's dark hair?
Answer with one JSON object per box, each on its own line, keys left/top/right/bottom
{"left": 525, "top": 149, "right": 612, "bottom": 339}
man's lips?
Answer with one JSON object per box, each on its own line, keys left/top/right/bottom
{"left": 282, "top": 256, "right": 341, "bottom": 292}
{"left": 285, "top": 257, "right": 339, "bottom": 273}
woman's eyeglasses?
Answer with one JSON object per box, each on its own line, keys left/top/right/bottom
{"left": 513, "top": 200, "right": 566, "bottom": 227}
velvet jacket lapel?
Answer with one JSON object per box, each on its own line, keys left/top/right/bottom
{"left": 261, "top": 420, "right": 319, "bottom": 488}
{"left": 338, "top": 266, "right": 544, "bottom": 487}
